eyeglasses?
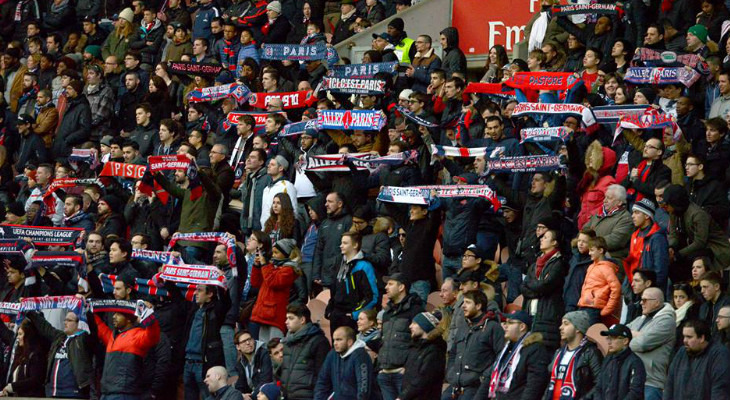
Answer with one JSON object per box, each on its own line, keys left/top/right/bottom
{"left": 535, "top": 225, "right": 548, "bottom": 230}
{"left": 462, "top": 254, "right": 477, "bottom": 259}
{"left": 640, "top": 298, "right": 659, "bottom": 303}
{"left": 644, "top": 144, "right": 660, "bottom": 150}
{"left": 718, "top": 315, "right": 730, "bottom": 320}
{"left": 237, "top": 337, "right": 254, "bottom": 345}
{"left": 398, "top": 233, "right": 406, "bottom": 237}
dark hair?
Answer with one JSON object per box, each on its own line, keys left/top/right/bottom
{"left": 647, "top": 23, "right": 665, "bottom": 36}
{"left": 585, "top": 47, "right": 603, "bottom": 63}
{"left": 194, "top": 37, "right": 209, "bottom": 48}
{"left": 363, "top": 50, "right": 383, "bottom": 63}
{"left": 389, "top": 140, "right": 408, "bottom": 153}
{"left": 268, "top": 113, "right": 286, "bottom": 127}
{"left": 446, "top": 76, "right": 465, "bottom": 90}
{"left": 66, "top": 194, "right": 83, "bottom": 208}
{"left": 589, "top": 236, "right": 608, "bottom": 253}
{"left": 160, "top": 119, "right": 183, "bottom": 137}
{"left": 234, "top": 329, "right": 252, "bottom": 343}
{"left": 267, "top": 337, "right": 282, "bottom": 351}
{"left": 485, "top": 115, "right": 504, "bottom": 126}
{"left": 108, "top": 238, "right": 132, "bottom": 259}
{"left": 286, "top": 303, "right": 311, "bottom": 322}
{"left": 14, "top": 320, "right": 41, "bottom": 369}
{"left": 250, "top": 230, "right": 272, "bottom": 259}
{"left": 131, "top": 233, "right": 150, "bottom": 246}
{"left": 700, "top": 271, "right": 723, "bottom": 286}
{"left": 704, "top": 117, "right": 729, "bottom": 136}
{"left": 238, "top": 114, "right": 255, "bottom": 128}
{"left": 122, "top": 140, "right": 140, "bottom": 151}
{"left": 634, "top": 269, "right": 657, "bottom": 286}
{"left": 430, "top": 69, "right": 446, "bottom": 80}
{"left": 249, "top": 148, "right": 267, "bottom": 163}
{"left": 264, "top": 193, "right": 296, "bottom": 238}
{"left": 463, "top": 289, "right": 489, "bottom": 307}
{"left": 683, "top": 319, "right": 711, "bottom": 342}
{"left": 86, "top": 231, "right": 104, "bottom": 245}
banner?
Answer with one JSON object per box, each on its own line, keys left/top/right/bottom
{"left": 261, "top": 42, "right": 327, "bottom": 60}
{"left": 0, "top": 225, "right": 83, "bottom": 247}
{"left": 187, "top": 83, "right": 252, "bottom": 103}
{"left": 506, "top": 72, "right": 580, "bottom": 92}
{"left": 519, "top": 127, "right": 572, "bottom": 143}
{"left": 168, "top": 232, "right": 237, "bottom": 268}
{"left": 248, "top": 91, "right": 317, "bottom": 109}
{"left": 430, "top": 144, "right": 488, "bottom": 158}
{"left": 624, "top": 67, "right": 701, "bottom": 88}
{"left": 592, "top": 105, "right": 651, "bottom": 125}
{"left": 377, "top": 186, "right": 430, "bottom": 205}
{"left": 486, "top": 155, "right": 564, "bottom": 172}
{"left": 330, "top": 62, "right": 398, "bottom": 79}
{"left": 317, "top": 109, "right": 386, "bottom": 131}
{"left": 633, "top": 48, "right": 708, "bottom": 71}
{"left": 131, "top": 249, "right": 182, "bottom": 265}
{"left": 160, "top": 264, "right": 227, "bottom": 288}
{"left": 321, "top": 77, "right": 386, "bottom": 95}
{"left": 99, "top": 273, "right": 196, "bottom": 301}
{"left": 280, "top": 119, "right": 319, "bottom": 137}
{"left": 100, "top": 162, "right": 147, "bottom": 180}
{"left": 168, "top": 61, "right": 224, "bottom": 77}
{"left": 552, "top": 3, "right": 622, "bottom": 15}
{"left": 512, "top": 102, "right": 597, "bottom": 127}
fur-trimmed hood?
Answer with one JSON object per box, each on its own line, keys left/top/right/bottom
{"left": 585, "top": 140, "right": 616, "bottom": 176}
{"left": 522, "top": 331, "right": 543, "bottom": 347}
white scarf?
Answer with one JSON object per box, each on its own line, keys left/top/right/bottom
{"left": 529, "top": 12, "right": 549, "bottom": 52}
{"left": 675, "top": 300, "right": 694, "bottom": 326}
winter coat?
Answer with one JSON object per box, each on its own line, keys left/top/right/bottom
{"left": 130, "top": 19, "right": 165, "bottom": 65}
{"left": 658, "top": 0, "right": 698, "bottom": 34}
{"left": 313, "top": 210, "right": 352, "bottom": 286}
{"left": 64, "top": 211, "right": 95, "bottom": 233}
{"left": 522, "top": 251, "right": 567, "bottom": 349}
{"left": 192, "top": 3, "right": 220, "bottom": 41}
{"left": 475, "top": 332, "right": 551, "bottom": 400}
{"left": 564, "top": 251, "right": 591, "bottom": 313}
{"left": 399, "top": 333, "right": 447, "bottom": 400}
{"left": 439, "top": 27, "right": 467, "bottom": 78}
{"left": 332, "top": 12, "right": 356, "bottom": 44}
{"left": 52, "top": 95, "right": 92, "bottom": 160}
{"left": 543, "top": 341, "right": 603, "bottom": 400}
{"left": 250, "top": 260, "right": 298, "bottom": 332}
{"left": 626, "top": 303, "right": 676, "bottom": 389}
{"left": 85, "top": 82, "right": 115, "bottom": 139}
{"left": 131, "top": 123, "right": 159, "bottom": 157}
{"left": 314, "top": 340, "right": 374, "bottom": 400}
{"left": 577, "top": 260, "right": 622, "bottom": 317}
{"left": 664, "top": 339, "right": 730, "bottom": 400}
{"left": 280, "top": 323, "right": 331, "bottom": 400}
{"left": 379, "top": 293, "right": 425, "bottom": 370}
{"left": 524, "top": 7, "right": 568, "bottom": 47}
{"left": 411, "top": 48, "right": 442, "bottom": 93}
{"left": 26, "top": 311, "right": 93, "bottom": 392}
{"left": 584, "top": 207, "right": 632, "bottom": 263}
{"left": 102, "top": 32, "right": 134, "bottom": 62}
{"left": 577, "top": 141, "right": 617, "bottom": 229}
{"left": 212, "top": 385, "right": 243, "bottom": 400}
{"left": 622, "top": 128, "right": 690, "bottom": 186}
{"left": 181, "top": 291, "right": 231, "bottom": 379}
{"left": 384, "top": 203, "right": 441, "bottom": 284}
{"left": 625, "top": 223, "right": 669, "bottom": 291}
{"left": 432, "top": 194, "right": 482, "bottom": 257}
{"left": 330, "top": 252, "right": 378, "bottom": 319}
{"left": 262, "top": 16, "right": 292, "bottom": 44}
{"left": 585, "top": 347, "right": 645, "bottom": 400}
{"left": 141, "top": 332, "right": 172, "bottom": 398}
{"left": 668, "top": 202, "right": 730, "bottom": 272}
{"left": 165, "top": 37, "right": 193, "bottom": 63}
{"left": 621, "top": 157, "right": 672, "bottom": 203}
{"left": 41, "top": 0, "right": 75, "bottom": 37}
{"left": 14, "top": 132, "right": 48, "bottom": 172}
{"left": 698, "top": 294, "right": 730, "bottom": 334}
{"left": 235, "top": 341, "right": 273, "bottom": 396}
{"left": 688, "top": 176, "right": 730, "bottom": 227}
{"left": 556, "top": 16, "right": 616, "bottom": 61}
{"left": 34, "top": 103, "right": 59, "bottom": 147}
{"left": 360, "top": 230, "right": 391, "bottom": 279}
{"left": 240, "top": 166, "right": 270, "bottom": 232}
{"left": 446, "top": 304, "right": 505, "bottom": 388}
{"left": 94, "top": 314, "right": 161, "bottom": 395}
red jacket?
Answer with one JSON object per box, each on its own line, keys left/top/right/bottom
{"left": 251, "top": 262, "right": 298, "bottom": 333}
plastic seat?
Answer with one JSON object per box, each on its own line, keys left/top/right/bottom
{"left": 315, "top": 289, "right": 331, "bottom": 304}
{"left": 586, "top": 323, "right": 610, "bottom": 356}
{"left": 427, "top": 291, "right": 443, "bottom": 310}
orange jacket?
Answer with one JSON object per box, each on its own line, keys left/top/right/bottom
{"left": 577, "top": 260, "right": 622, "bottom": 316}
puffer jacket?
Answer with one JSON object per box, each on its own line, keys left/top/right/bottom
{"left": 577, "top": 141, "right": 617, "bottom": 229}
{"left": 400, "top": 331, "right": 447, "bottom": 400}
{"left": 586, "top": 347, "right": 645, "bottom": 400}
{"left": 521, "top": 251, "right": 567, "bottom": 349}
{"left": 313, "top": 340, "right": 374, "bottom": 400}
{"left": 446, "top": 303, "right": 505, "bottom": 388}
{"left": 578, "top": 259, "right": 622, "bottom": 317}
{"left": 379, "top": 293, "right": 424, "bottom": 370}
{"left": 432, "top": 194, "right": 482, "bottom": 257}
{"left": 130, "top": 18, "right": 166, "bottom": 65}
{"left": 330, "top": 251, "right": 378, "bottom": 320}
{"left": 626, "top": 303, "right": 676, "bottom": 389}
{"left": 438, "top": 27, "right": 466, "bottom": 78}
{"left": 280, "top": 323, "right": 331, "bottom": 400}
{"left": 543, "top": 340, "right": 603, "bottom": 400}
{"left": 250, "top": 259, "right": 298, "bottom": 333}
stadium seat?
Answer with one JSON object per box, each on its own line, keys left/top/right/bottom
{"left": 586, "top": 323, "right": 609, "bottom": 356}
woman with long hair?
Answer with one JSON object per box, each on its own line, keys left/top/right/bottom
{"left": 264, "top": 193, "right": 301, "bottom": 244}
{"left": 101, "top": 11, "right": 136, "bottom": 61}
{"left": 144, "top": 76, "right": 173, "bottom": 124}
{"left": 480, "top": 45, "right": 509, "bottom": 83}
{"left": 0, "top": 319, "right": 46, "bottom": 397}
{"left": 154, "top": 62, "right": 184, "bottom": 118}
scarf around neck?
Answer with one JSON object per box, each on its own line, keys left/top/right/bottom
{"left": 536, "top": 248, "right": 559, "bottom": 278}
{"left": 546, "top": 338, "right": 589, "bottom": 399}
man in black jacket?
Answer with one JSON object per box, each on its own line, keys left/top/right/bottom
{"left": 234, "top": 330, "right": 272, "bottom": 398}
{"left": 587, "top": 324, "right": 646, "bottom": 400}
{"left": 26, "top": 310, "right": 94, "bottom": 398}
{"left": 313, "top": 192, "right": 352, "bottom": 288}
{"left": 621, "top": 137, "right": 672, "bottom": 203}
{"left": 544, "top": 311, "right": 602, "bottom": 399}
{"left": 14, "top": 114, "right": 47, "bottom": 172}
{"left": 280, "top": 304, "right": 330, "bottom": 400}
{"left": 52, "top": 80, "right": 92, "bottom": 161}
{"left": 685, "top": 154, "right": 730, "bottom": 227}
{"left": 377, "top": 273, "right": 424, "bottom": 400}
{"left": 399, "top": 311, "right": 446, "bottom": 400}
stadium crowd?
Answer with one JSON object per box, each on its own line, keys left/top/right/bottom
{"left": 1, "top": 0, "right": 730, "bottom": 399}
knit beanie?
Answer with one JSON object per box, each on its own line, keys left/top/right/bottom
{"left": 84, "top": 45, "right": 102, "bottom": 60}
{"left": 118, "top": 8, "right": 134, "bottom": 24}
{"left": 274, "top": 238, "right": 296, "bottom": 258}
{"left": 413, "top": 311, "right": 440, "bottom": 334}
{"left": 259, "top": 383, "right": 281, "bottom": 400}
{"left": 68, "top": 80, "right": 84, "bottom": 94}
{"left": 563, "top": 310, "right": 591, "bottom": 335}
{"left": 662, "top": 184, "right": 690, "bottom": 212}
{"left": 632, "top": 198, "right": 656, "bottom": 220}
{"left": 637, "top": 87, "right": 657, "bottom": 104}
{"left": 100, "top": 195, "right": 122, "bottom": 212}
{"left": 688, "top": 24, "right": 708, "bottom": 44}
{"left": 388, "top": 17, "right": 405, "bottom": 32}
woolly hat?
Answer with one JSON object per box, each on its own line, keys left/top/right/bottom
{"left": 688, "top": 24, "right": 708, "bottom": 44}
{"left": 259, "top": 383, "right": 281, "bottom": 400}
{"left": 637, "top": 87, "right": 657, "bottom": 104}
{"left": 662, "top": 184, "right": 690, "bottom": 212}
{"left": 302, "top": 128, "right": 319, "bottom": 139}
{"left": 398, "top": 89, "right": 413, "bottom": 101}
{"left": 84, "top": 45, "right": 102, "bottom": 60}
{"left": 99, "top": 195, "right": 122, "bottom": 212}
{"left": 266, "top": 1, "right": 282, "bottom": 13}
{"left": 17, "top": 114, "right": 34, "bottom": 125}
{"left": 563, "top": 310, "right": 591, "bottom": 334}
{"left": 273, "top": 155, "right": 289, "bottom": 171}
{"left": 100, "top": 135, "right": 113, "bottom": 147}
{"left": 632, "top": 198, "right": 656, "bottom": 219}
{"left": 274, "top": 238, "right": 296, "bottom": 258}
{"left": 118, "top": 7, "right": 134, "bottom": 23}
{"left": 413, "top": 311, "right": 440, "bottom": 334}
{"left": 6, "top": 202, "right": 25, "bottom": 217}
{"left": 388, "top": 17, "right": 405, "bottom": 32}
{"left": 67, "top": 80, "right": 84, "bottom": 94}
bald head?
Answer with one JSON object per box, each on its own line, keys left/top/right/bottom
{"left": 642, "top": 287, "right": 665, "bottom": 314}
{"left": 204, "top": 366, "right": 228, "bottom": 393}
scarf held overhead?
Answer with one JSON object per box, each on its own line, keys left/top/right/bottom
{"left": 100, "top": 162, "right": 147, "bottom": 180}
{"left": 187, "top": 83, "right": 252, "bottom": 104}
{"left": 329, "top": 62, "right": 398, "bottom": 78}
{"left": 99, "top": 273, "right": 196, "bottom": 302}
{"left": 0, "top": 224, "right": 84, "bottom": 247}
{"left": 248, "top": 91, "right": 317, "bottom": 109}
{"left": 552, "top": 3, "right": 622, "bottom": 15}
{"left": 280, "top": 119, "right": 319, "bottom": 137}
{"left": 417, "top": 185, "right": 501, "bottom": 210}
{"left": 261, "top": 42, "right": 327, "bottom": 60}
{"left": 168, "top": 61, "right": 224, "bottom": 77}
{"left": 512, "top": 103, "right": 598, "bottom": 127}
{"left": 168, "top": 232, "right": 237, "bottom": 268}
{"left": 131, "top": 249, "right": 182, "bottom": 265}
{"left": 317, "top": 109, "right": 386, "bottom": 131}
{"left": 506, "top": 72, "right": 580, "bottom": 92}
{"left": 613, "top": 108, "right": 682, "bottom": 143}
{"left": 633, "top": 48, "right": 709, "bottom": 71}
{"left": 486, "top": 155, "right": 565, "bottom": 172}
{"left": 520, "top": 127, "right": 572, "bottom": 143}
{"left": 321, "top": 77, "right": 386, "bottom": 95}
{"left": 160, "top": 264, "right": 227, "bottom": 288}
{"left": 624, "top": 67, "right": 701, "bottom": 87}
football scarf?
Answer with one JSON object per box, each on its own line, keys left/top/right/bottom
{"left": 100, "top": 162, "right": 147, "bottom": 180}
{"left": 261, "top": 42, "right": 327, "bottom": 60}
{"left": 546, "top": 338, "right": 590, "bottom": 400}
{"left": 624, "top": 67, "right": 701, "bottom": 88}
{"left": 0, "top": 239, "right": 33, "bottom": 254}
{"left": 131, "top": 249, "right": 182, "bottom": 265}
{"left": 27, "top": 251, "right": 87, "bottom": 290}
{"left": 321, "top": 77, "right": 386, "bottom": 95}
{"left": 280, "top": 119, "right": 319, "bottom": 137}
{"left": 430, "top": 144, "right": 488, "bottom": 158}
{"left": 187, "top": 83, "right": 252, "bottom": 104}
{"left": 147, "top": 154, "right": 191, "bottom": 173}
{"left": 303, "top": 153, "right": 377, "bottom": 172}
{"left": 376, "top": 186, "right": 430, "bottom": 205}
{"left": 330, "top": 62, "right": 398, "bottom": 79}
{"left": 488, "top": 333, "right": 528, "bottom": 397}
{"left": 0, "top": 303, "right": 20, "bottom": 316}
{"left": 506, "top": 72, "right": 580, "bottom": 92}
{"left": 317, "top": 109, "right": 386, "bottom": 131}
{"left": 416, "top": 185, "right": 501, "bottom": 210}
{"left": 633, "top": 48, "right": 708, "bottom": 71}
{"left": 88, "top": 299, "right": 156, "bottom": 326}
{"left": 520, "top": 127, "right": 572, "bottom": 143}
{"left": 99, "top": 273, "right": 196, "bottom": 302}
{"left": 512, "top": 102, "right": 598, "bottom": 128}
{"left": 395, "top": 106, "right": 444, "bottom": 129}
{"left": 613, "top": 108, "right": 682, "bottom": 143}
{"left": 0, "top": 225, "right": 84, "bottom": 247}
{"left": 223, "top": 111, "right": 285, "bottom": 132}
{"left": 168, "top": 61, "right": 224, "bottom": 77}
{"left": 247, "top": 91, "right": 317, "bottom": 109}
{"left": 592, "top": 105, "right": 651, "bottom": 125}
{"left": 464, "top": 82, "right": 517, "bottom": 99}
{"left": 552, "top": 3, "right": 622, "bottom": 15}
{"left": 19, "top": 296, "right": 88, "bottom": 332}
{"left": 486, "top": 155, "right": 565, "bottom": 172}
{"left": 168, "top": 232, "right": 237, "bottom": 268}
{"left": 160, "top": 264, "right": 228, "bottom": 288}
{"left": 43, "top": 178, "right": 104, "bottom": 216}
{"left": 68, "top": 148, "right": 101, "bottom": 170}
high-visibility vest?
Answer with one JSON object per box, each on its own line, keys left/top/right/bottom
{"left": 394, "top": 37, "right": 415, "bottom": 63}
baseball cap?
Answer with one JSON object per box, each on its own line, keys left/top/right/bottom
{"left": 600, "top": 324, "right": 632, "bottom": 340}
{"left": 383, "top": 272, "right": 409, "bottom": 288}
{"left": 17, "top": 114, "right": 34, "bottom": 125}
{"left": 503, "top": 310, "right": 532, "bottom": 326}
{"left": 372, "top": 32, "right": 395, "bottom": 44}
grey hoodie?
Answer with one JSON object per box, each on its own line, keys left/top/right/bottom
{"left": 626, "top": 302, "right": 676, "bottom": 389}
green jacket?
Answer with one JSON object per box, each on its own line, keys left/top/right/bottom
{"left": 102, "top": 32, "right": 135, "bottom": 61}
{"left": 669, "top": 203, "right": 730, "bottom": 271}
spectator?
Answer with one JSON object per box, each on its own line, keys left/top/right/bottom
{"left": 63, "top": 194, "right": 95, "bottom": 233}
{"left": 584, "top": 184, "right": 633, "bottom": 269}
{"left": 260, "top": 155, "right": 298, "bottom": 228}
{"left": 52, "top": 80, "right": 92, "bottom": 161}
{"left": 0, "top": 319, "right": 45, "bottom": 397}
{"left": 589, "top": 324, "right": 646, "bottom": 400}
{"left": 698, "top": 271, "right": 730, "bottom": 334}
{"left": 685, "top": 154, "right": 730, "bottom": 227}
{"left": 399, "top": 311, "right": 447, "bottom": 400}
{"left": 193, "top": 0, "right": 221, "bottom": 42}
{"left": 203, "top": 366, "right": 244, "bottom": 400}
{"left": 564, "top": 229, "right": 595, "bottom": 313}
{"left": 439, "top": 27, "right": 466, "bottom": 78}
{"left": 234, "top": 330, "right": 273, "bottom": 398}
{"left": 314, "top": 326, "right": 374, "bottom": 400}
{"left": 577, "top": 236, "right": 621, "bottom": 325}
{"left": 102, "top": 8, "right": 136, "bottom": 61}
{"left": 14, "top": 113, "right": 48, "bottom": 172}
{"left": 624, "top": 198, "right": 669, "bottom": 291}
{"left": 716, "top": 305, "right": 730, "bottom": 348}
{"left": 313, "top": 192, "right": 353, "bottom": 288}
{"left": 262, "top": 1, "right": 291, "bottom": 44}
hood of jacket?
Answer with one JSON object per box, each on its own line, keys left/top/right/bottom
{"left": 585, "top": 139, "right": 616, "bottom": 176}
{"left": 306, "top": 196, "right": 327, "bottom": 223}
{"left": 341, "top": 338, "right": 367, "bottom": 358}
{"left": 439, "top": 27, "right": 459, "bottom": 50}
{"left": 283, "top": 322, "right": 324, "bottom": 344}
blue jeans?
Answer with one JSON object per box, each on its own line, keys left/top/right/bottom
{"left": 409, "top": 280, "right": 430, "bottom": 304}
{"left": 645, "top": 386, "right": 663, "bottom": 400}
{"left": 377, "top": 372, "right": 403, "bottom": 400}
{"left": 183, "top": 361, "right": 210, "bottom": 400}
{"left": 220, "top": 325, "right": 238, "bottom": 377}
{"left": 442, "top": 255, "right": 461, "bottom": 281}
